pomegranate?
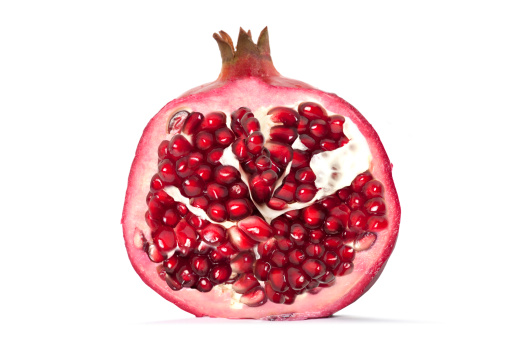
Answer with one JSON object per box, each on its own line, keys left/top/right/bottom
{"left": 122, "top": 28, "right": 400, "bottom": 320}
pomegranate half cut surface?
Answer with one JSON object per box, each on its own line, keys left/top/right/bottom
{"left": 122, "top": 28, "right": 400, "bottom": 320}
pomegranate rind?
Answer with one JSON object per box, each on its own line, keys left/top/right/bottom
{"left": 122, "top": 76, "right": 401, "bottom": 320}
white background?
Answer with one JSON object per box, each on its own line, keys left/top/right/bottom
{"left": 1, "top": 1, "right": 506, "bottom": 337}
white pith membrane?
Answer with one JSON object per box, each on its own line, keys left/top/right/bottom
{"left": 153, "top": 103, "right": 375, "bottom": 309}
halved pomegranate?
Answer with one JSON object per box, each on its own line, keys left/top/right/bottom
{"left": 122, "top": 28, "right": 400, "bottom": 320}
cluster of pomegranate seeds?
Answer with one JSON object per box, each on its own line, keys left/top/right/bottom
{"left": 143, "top": 102, "right": 389, "bottom": 307}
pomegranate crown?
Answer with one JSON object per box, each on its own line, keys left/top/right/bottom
{"left": 213, "top": 27, "right": 280, "bottom": 80}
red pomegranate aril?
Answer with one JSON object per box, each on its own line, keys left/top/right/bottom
{"left": 287, "top": 267, "right": 310, "bottom": 290}
{"left": 148, "top": 198, "right": 165, "bottom": 220}
{"left": 301, "top": 259, "right": 326, "bottom": 279}
{"left": 147, "top": 244, "right": 164, "bottom": 263}
{"left": 146, "top": 212, "right": 162, "bottom": 230}
{"left": 292, "top": 150, "right": 309, "bottom": 169}
{"left": 207, "top": 201, "right": 227, "bottom": 222}
{"left": 270, "top": 126, "right": 298, "bottom": 144}
{"left": 309, "top": 119, "right": 329, "bottom": 138}
{"left": 150, "top": 174, "right": 164, "bottom": 192}
{"left": 182, "top": 112, "right": 204, "bottom": 134}
{"left": 226, "top": 198, "right": 253, "bottom": 221}
{"left": 174, "top": 220, "right": 198, "bottom": 251}
{"left": 305, "top": 244, "right": 324, "bottom": 258}
{"left": 271, "top": 218, "right": 289, "bottom": 238}
{"left": 205, "top": 182, "right": 228, "bottom": 200}
{"left": 194, "top": 164, "right": 212, "bottom": 182}
{"left": 265, "top": 141, "right": 293, "bottom": 167}
{"left": 240, "top": 286, "right": 267, "bottom": 307}
{"left": 206, "top": 148, "right": 224, "bottom": 165}
{"left": 322, "top": 251, "right": 340, "bottom": 270}
{"left": 302, "top": 205, "right": 326, "bottom": 228}
{"left": 347, "top": 192, "right": 366, "bottom": 210}
{"left": 367, "top": 215, "right": 389, "bottom": 231}
{"left": 323, "top": 216, "right": 344, "bottom": 234}
{"left": 190, "top": 195, "right": 209, "bottom": 210}
{"left": 246, "top": 131, "right": 264, "bottom": 155}
{"left": 168, "top": 135, "right": 192, "bottom": 159}
{"left": 298, "top": 102, "right": 328, "bottom": 120}
{"left": 176, "top": 202, "right": 188, "bottom": 216}
{"left": 267, "top": 198, "right": 287, "bottom": 210}
{"left": 297, "top": 115, "right": 309, "bottom": 134}
{"left": 242, "top": 117, "right": 261, "bottom": 135}
{"left": 158, "top": 160, "right": 178, "bottom": 184}
{"left": 196, "top": 278, "right": 213, "bottom": 292}
{"left": 158, "top": 140, "right": 170, "bottom": 160}
{"left": 164, "top": 254, "right": 182, "bottom": 274}
{"left": 354, "top": 232, "right": 377, "bottom": 251}
{"left": 201, "top": 112, "right": 226, "bottom": 131}
{"left": 330, "top": 204, "right": 351, "bottom": 224}
{"left": 277, "top": 238, "right": 294, "bottom": 252}
{"left": 233, "top": 273, "right": 260, "bottom": 293}
{"left": 321, "top": 196, "right": 340, "bottom": 209}
{"left": 265, "top": 282, "right": 285, "bottom": 304}
{"left": 237, "top": 216, "right": 273, "bottom": 242}
{"left": 260, "top": 169, "right": 277, "bottom": 186}
{"left": 214, "top": 166, "right": 239, "bottom": 185}
{"left": 242, "top": 159, "right": 257, "bottom": 174}
{"left": 338, "top": 245, "right": 355, "bottom": 262}
{"left": 320, "top": 139, "right": 339, "bottom": 151}
{"left": 268, "top": 268, "right": 289, "bottom": 293}
{"left": 349, "top": 210, "right": 368, "bottom": 231}
{"left": 186, "top": 213, "right": 209, "bottom": 229}
{"left": 267, "top": 107, "right": 300, "bottom": 127}
{"left": 201, "top": 224, "right": 226, "bottom": 246}
{"left": 270, "top": 250, "right": 288, "bottom": 267}
{"left": 290, "top": 224, "right": 308, "bottom": 246}
{"left": 285, "top": 209, "right": 300, "bottom": 220}
{"left": 163, "top": 208, "right": 179, "bottom": 227}
{"left": 231, "top": 252, "right": 255, "bottom": 273}
{"left": 175, "top": 157, "right": 192, "bottom": 178}
{"left": 283, "top": 290, "right": 297, "bottom": 305}
{"left": 274, "top": 182, "right": 296, "bottom": 202}
{"left": 165, "top": 274, "right": 183, "bottom": 291}
{"left": 209, "top": 265, "right": 232, "bottom": 284}
{"left": 300, "top": 134, "right": 317, "bottom": 149}
{"left": 318, "top": 271, "right": 336, "bottom": 285}
{"left": 254, "top": 260, "right": 271, "bottom": 281}
{"left": 351, "top": 172, "right": 373, "bottom": 192}
{"left": 153, "top": 228, "right": 176, "bottom": 252}
{"left": 182, "top": 175, "right": 204, "bottom": 197}
{"left": 250, "top": 180, "right": 272, "bottom": 204}
{"left": 195, "top": 131, "right": 214, "bottom": 151}
{"left": 288, "top": 249, "right": 306, "bottom": 265}
{"left": 228, "top": 182, "right": 248, "bottom": 198}
{"left": 329, "top": 115, "right": 345, "bottom": 133}
{"left": 176, "top": 265, "right": 198, "bottom": 287}
{"left": 363, "top": 179, "right": 384, "bottom": 198}
{"left": 228, "top": 226, "right": 256, "bottom": 251}
{"left": 309, "top": 229, "right": 325, "bottom": 243}
{"left": 231, "top": 138, "right": 249, "bottom": 161}
{"left": 364, "top": 197, "right": 387, "bottom": 215}
{"left": 295, "top": 184, "right": 316, "bottom": 202}
{"left": 191, "top": 256, "right": 211, "bottom": 276}
{"left": 214, "top": 127, "right": 234, "bottom": 147}
{"left": 188, "top": 152, "right": 204, "bottom": 169}
{"left": 255, "top": 155, "right": 272, "bottom": 171}
{"left": 295, "top": 167, "right": 316, "bottom": 183}
{"left": 337, "top": 187, "right": 351, "bottom": 201}
{"left": 335, "top": 262, "right": 354, "bottom": 276}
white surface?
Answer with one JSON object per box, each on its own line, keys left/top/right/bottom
{"left": 1, "top": 1, "right": 506, "bottom": 337}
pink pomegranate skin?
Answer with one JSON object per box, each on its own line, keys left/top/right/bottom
{"left": 122, "top": 28, "right": 400, "bottom": 320}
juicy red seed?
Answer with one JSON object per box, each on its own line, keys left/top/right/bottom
{"left": 164, "top": 254, "right": 181, "bottom": 273}
{"left": 206, "top": 148, "right": 224, "bottom": 165}
{"left": 150, "top": 174, "right": 164, "bottom": 191}
{"left": 335, "top": 262, "right": 354, "bottom": 276}
{"left": 298, "top": 102, "right": 328, "bottom": 120}
{"left": 364, "top": 197, "right": 387, "bottom": 215}
{"left": 148, "top": 198, "right": 165, "bottom": 220}
{"left": 309, "top": 119, "right": 329, "bottom": 138}
{"left": 197, "top": 278, "right": 213, "bottom": 292}
{"left": 257, "top": 238, "right": 277, "bottom": 259}
{"left": 158, "top": 160, "right": 178, "bottom": 184}
{"left": 297, "top": 115, "right": 309, "bottom": 133}
{"left": 255, "top": 155, "right": 272, "bottom": 171}
{"left": 267, "top": 107, "right": 300, "bottom": 127}
{"left": 267, "top": 198, "right": 287, "bottom": 210}
{"left": 301, "top": 259, "right": 326, "bottom": 279}
{"left": 207, "top": 202, "right": 227, "bottom": 222}
{"left": 182, "top": 175, "right": 204, "bottom": 197}
{"left": 329, "top": 115, "right": 345, "bottom": 133}
{"left": 323, "top": 237, "right": 343, "bottom": 250}
{"left": 302, "top": 205, "right": 326, "bottom": 228}
{"left": 305, "top": 244, "right": 324, "bottom": 258}
{"left": 226, "top": 198, "right": 253, "bottom": 221}
{"left": 351, "top": 172, "right": 373, "bottom": 192}
{"left": 322, "top": 251, "right": 340, "bottom": 269}
{"left": 228, "top": 226, "right": 256, "bottom": 251}
{"left": 195, "top": 131, "right": 214, "bottom": 151}
{"left": 240, "top": 286, "right": 267, "bottom": 306}
{"left": 260, "top": 169, "right": 277, "bottom": 186}
{"left": 163, "top": 208, "right": 180, "bottom": 227}
{"left": 175, "top": 220, "right": 198, "bottom": 249}
{"left": 231, "top": 252, "right": 256, "bottom": 273}
{"left": 318, "top": 270, "right": 336, "bottom": 285}
{"left": 265, "top": 282, "right": 285, "bottom": 304}
{"left": 268, "top": 268, "right": 289, "bottom": 292}
{"left": 215, "top": 166, "right": 240, "bottom": 185}
{"left": 330, "top": 204, "right": 351, "bottom": 222}
{"left": 237, "top": 216, "right": 273, "bottom": 242}
{"left": 287, "top": 267, "right": 310, "bottom": 290}
{"left": 182, "top": 112, "right": 204, "bottom": 134}
{"left": 228, "top": 182, "right": 249, "bottom": 198}
{"left": 242, "top": 117, "right": 261, "bottom": 134}
{"left": 188, "top": 152, "right": 204, "bottom": 169}
{"left": 168, "top": 135, "right": 192, "bottom": 159}
{"left": 309, "top": 229, "right": 325, "bottom": 243}
{"left": 271, "top": 218, "right": 289, "bottom": 238}
{"left": 165, "top": 274, "right": 183, "bottom": 291}
{"left": 205, "top": 182, "right": 228, "bottom": 200}
{"left": 277, "top": 238, "right": 294, "bottom": 252}
{"left": 217, "top": 241, "right": 238, "bottom": 256}
{"left": 292, "top": 150, "right": 309, "bottom": 169}
{"left": 254, "top": 260, "right": 271, "bottom": 281}
{"left": 153, "top": 228, "right": 176, "bottom": 252}
{"left": 175, "top": 157, "right": 194, "bottom": 178}
{"left": 338, "top": 245, "right": 356, "bottom": 262}
{"left": 233, "top": 273, "right": 260, "bottom": 293}
{"left": 288, "top": 249, "right": 306, "bottom": 265}
{"left": 231, "top": 107, "right": 250, "bottom": 134}
{"left": 152, "top": 189, "right": 174, "bottom": 206}
{"left": 271, "top": 161, "right": 283, "bottom": 175}
{"left": 146, "top": 192, "right": 154, "bottom": 205}
{"left": 201, "top": 224, "right": 226, "bottom": 246}
{"left": 349, "top": 210, "right": 368, "bottom": 230}
{"left": 300, "top": 134, "right": 317, "bottom": 149}
{"left": 363, "top": 179, "right": 384, "bottom": 198}
{"left": 270, "top": 250, "right": 288, "bottom": 267}
{"left": 290, "top": 224, "right": 308, "bottom": 246}
{"left": 367, "top": 215, "right": 389, "bottom": 231}
{"left": 321, "top": 196, "right": 340, "bottom": 209}
{"left": 295, "top": 167, "right": 316, "bottom": 183}
{"left": 176, "top": 265, "right": 198, "bottom": 287}
{"left": 158, "top": 140, "right": 170, "bottom": 160}
{"left": 337, "top": 187, "right": 351, "bottom": 201}
{"left": 186, "top": 214, "right": 208, "bottom": 228}
{"left": 242, "top": 159, "right": 257, "bottom": 174}
{"left": 265, "top": 141, "right": 293, "bottom": 167}
{"left": 231, "top": 138, "right": 249, "bottom": 161}
{"left": 323, "top": 216, "right": 344, "bottom": 234}
{"left": 320, "top": 139, "right": 339, "bottom": 151}
{"left": 270, "top": 126, "right": 298, "bottom": 144}
{"left": 176, "top": 203, "right": 188, "bottom": 216}
{"left": 347, "top": 192, "right": 366, "bottom": 210}
{"left": 209, "top": 265, "right": 232, "bottom": 284}
{"left": 191, "top": 256, "right": 211, "bottom": 276}
{"left": 201, "top": 112, "right": 226, "bottom": 131}
{"left": 295, "top": 184, "right": 317, "bottom": 202}
{"left": 285, "top": 209, "right": 300, "bottom": 220}
{"left": 215, "top": 127, "right": 235, "bottom": 147}
{"left": 274, "top": 182, "right": 297, "bottom": 202}
{"left": 195, "top": 164, "right": 212, "bottom": 182}
{"left": 246, "top": 131, "right": 264, "bottom": 155}
{"left": 146, "top": 211, "right": 162, "bottom": 230}
{"left": 147, "top": 244, "right": 164, "bottom": 263}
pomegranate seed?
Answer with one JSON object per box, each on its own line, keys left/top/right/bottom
{"left": 240, "top": 286, "right": 267, "bottom": 307}
{"left": 268, "top": 268, "right": 289, "bottom": 292}
{"left": 176, "top": 202, "right": 188, "bottom": 216}
{"left": 195, "top": 131, "right": 214, "bottom": 151}
{"left": 323, "top": 216, "right": 344, "bottom": 234}
{"left": 148, "top": 197, "right": 165, "bottom": 220}
{"left": 367, "top": 215, "right": 389, "bottom": 231}
{"left": 205, "top": 182, "right": 228, "bottom": 200}
{"left": 176, "top": 265, "right": 198, "bottom": 287}
{"left": 283, "top": 290, "right": 297, "bottom": 305}
{"left": 196, "top": 278, "right": 213, "bottom": 292}
{"left": 201, "top": 224, "right": 226, "bottom": 246}
{"left": 318, "top": 270, "right": 336, "bottom": 285}
{"left": 271, "top": 218, "right": 289, "bottom": 238}
{"left": 300, "top": 134, "right": 317, "bottom": 149}
{"left": 335, "top": 262, "right": 354, "bottom": 276}
{"left": 214, "top": 127, "right": 234, "bottom": 147}
{"left": 175, "top": 156, "right": 193, "bottom": 178}
{"left": 364, "top": 197, "right": 386, "bottom": 215}
{"left": 295, "top": 184, "right": 317, "bottom": 202}
{"left": 146, "top": 212, "right": 162, "bottom": 230}
{"left": 147, "top": 244, "right": 164, "bottom": 263}
{"left": 291, "top": 150, "right": 309, "bottom": 169}
{"left": 354, "top": 232, "right": 377, "bottom": 251}
{"left": 265, "top": 282, "right": 285, "bottom": 304}
{"left": 150, "top": 174, "right": 164, "bottom": 192}
{"left": 257, "top": 238, "right": 277, "bottom": 259}
{"left": 228, "top": 182, "right": 248, "bottom": 198}
{"left": 277, "top": 238, "right": 294, "bottom": 252}
{"left": 168, "top": 135, "right": 192, "bottom": 159}
{"left": 337, "top": 187, "right": 351, "bottom": 201}
{"left": 164, "top": 254, "right": 182, "bottom": 273}
{"left": 270, "top": 250, "right": 288, "bottom": 267}
{"left": 290, "top": 224, "right": 307, "bottom": 246}
{"left": 297, "top": 115, "right": 309, "bottom": 133}
{"left": 237, "top": 216, "right": 273, "bottom": 242}
{"left": 182, "top": 112, "right": 204, "bottom": 134}
{"left": 242, "top": 117, "right": 261, "bottom": 134}
{"left": 309, "top": 119, "right": 329, "bottom": 138}
{"left": 231, "top": 107, "right": 251, "bottom": 136}
{"left": 285, "top": 209, "right": 300, "bottom": 220}
{"left": 321, "top": 196, "right": 340, "bottom": 209}
{"left": 228, "top": 226, "right": 256, "bottom": 251}
{"left": 298, "top": 102, "right": 328, "bottom": 120}
{"left": 270, "top": 126, "right": 298, "bottom": 144}
{"left": 320, "top": 139, "right": 339, "bottom": 151}
{"left": 191, "top": 256, "right": 211, "bottom": 276}
{"left": 246, "top": 131, "right": 264, "bottom": 155}
{"left": 295, "top": 167, "right": 316, "bottom": 183}
{"left": 305, "top": 244, "right": 324, "bottom": 258}
{"left": 253, "top": 260, "right": 271, "bottom": 281}
{"left": 206, "top": 148, "right": 224, "bottom": 165}
{"left": 182, "top": 175, "right": 204, "bottom": 197}
{"left": 209, "top": 265, "right": 232, "bottom": 284}
{"left": 260, "top": 169, "right": 277, "bottom": 186}
{"left": 288, "top": 249, "right": 306, "bottom": 265}
{"left": 267, "top": 198, "right": 287, "bottom": 210}
{"left": 158, "top": 140, "right": 170, "bottom": 160}
{"left": 233, "top": 273, "right": 260, "bottom": 293}
{"left": 338, "top": 245, "right": 355, "bottom": 262}
{"left": 329, "top": 115, "right": 345, "bottom": 133}
{"left": 287, "top": 267, "right": 310, "bottom": 290}
{"left": 242, "top": 159, "right": 257, "bottom": 174}
{"left": 231, "top": 138, "right": 249, "bottom": 161}
{"left": 302, "top": 205, "right": 326, "bottom": 228}
{"left": 215, "top": 165, "right": 240, "bottom": 185}
{"left": 351, "top": 172, "right": 373, "bottom": 192}
{"left": 231, "top": 252, "right": 256, "bottom": 273}
{"left": 158, "top": 160, "right": 178, "bottom": 184}
{"left": 330, "top": 204, "right": 351, "bottom": 224}
{"left": 226, "top": 198, "right": 253, "bottom": 221}
{"left": 195, "top": 164, "right": 212, "bottom": 182}
{"left": 217, "top": 241, "right": 237, "bottom": 257}
{"left": 349, "top": 210, "right": 368, "bottom": 230}
{"left": 273, "top": 182, "right": 297, "bottom": 202}
{"left": 163, "top": 208, "right": 180, "bottom": 227}
{"left": 153, "top": 228, "right": 176, "bottom": 252}
{"left": 255, "top": 155, "right": 272, "bottom": 171}
{"left": 322, "top": 251, "right": 340, "bottom": 269}
{"left": 363, "top": 179, "right": 384, "bottom": 198}
{"left": 265, "top": 141, "right": 293, "bottom": 167}
{"left": 323, "top": 237, "right": 342, "bottom": 251}
{"left": 249, "top": 176, "right": 272, "bottom": 203}
{"left": 301, "top": 259, "right": 326, "bottom": 279}
{"left": 347, "top": 192, "right": 365, "bottom": 210}
{"left": 165, "top": 274, "right": 183, "bottom": 291}
{"left": 267, "top": 107, "right": 300, "bottom": 127}
{"left": 201, "top": 112, "right": 226, "bottom": 131}
{"left": 309, "top": 229, "right": 325, "bottom": 243}
{"left": 187, "top": 152, "right": 204, "bottom": 169}
{"left": 207, "top": 201, "right": 227, "bottom": 222}
{"left": 186, "top": 213, "right": 209, "bottom": 229}
{"left": 190, "top": 195, "right": 209, "bottom": 210}
{"left": 174, "top": 220, "right": 198, "bottom": 251}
